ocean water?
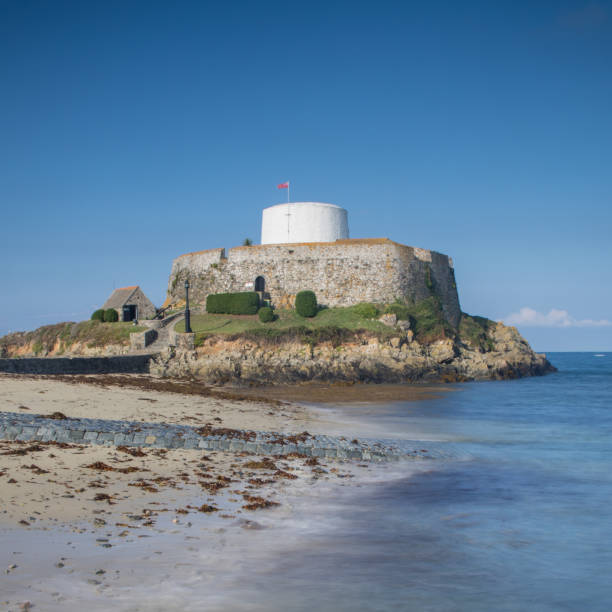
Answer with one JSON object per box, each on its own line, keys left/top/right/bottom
{"left": 3, "top": 352, "right": 611, "bottom": 611}
{"left": 200, "top": 351, "right": 612, "bottom": 612}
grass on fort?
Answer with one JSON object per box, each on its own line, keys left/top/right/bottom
{"left": 174, "top": 299, "right": 488, "bottom": 347}
{"left": 0, "top": 301, "right": 495, "bottom": 355}
{"left": 175, "top": 307, "right": 389, "bottom": 336}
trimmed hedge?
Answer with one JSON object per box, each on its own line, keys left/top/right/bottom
{"left": 258, "top": 306, "right": 275, "bottom": 323}
{"left": 91, "top": 309, "right": 105, "bottom": 322}
{"left": 295, "top": 290, "right": 317, "bottom": 318}
{"left": 104, "top": 308, "right": 119, "bottom": 323}
{"left": 206, "top": 291, "right": 259, "bottom": 315}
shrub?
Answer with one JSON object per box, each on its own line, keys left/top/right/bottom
{"left": 351, "top": 303, "right": 379, "bottom": 319}
{"left": 403, "top": 297, "right": 454, "bottom": 344}
{"left": 104, "top": 308, "right": 119, "bottom": 323}
{"left": 459, "top": 313, "right": 495, "bottom": 352}
{"left": 258, "top": 306, "right": 275, "bottom": 323}
{"left": 91, "top": 309, "right": 105, "bottom": 322}
{"left": 295, "top": 290, "right": 317, "bottom": 318}
{"left": 384, "top": 303, "right": 411, "bottom": 321}
{"left": 206, "top": 292, "right": 259, "bottom": 315}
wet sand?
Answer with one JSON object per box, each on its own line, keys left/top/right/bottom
{"left": 234, "top": 381, "right": 456, "bottom": 404}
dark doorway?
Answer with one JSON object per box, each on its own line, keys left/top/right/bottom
{"left": 122, "top": 305, "right": 137, "bottom": 321}
{"left": 254, "top": 276, "right": 265, "bottom": 292}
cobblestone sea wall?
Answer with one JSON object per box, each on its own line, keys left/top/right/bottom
{"left": 0, "top": 355, "right": 155, "bottom": 375}
{"left": 167, "top": 238, "right": 461, "bottom": 326}
{"left": 0, "top": 411, "right": 458, "bottom": 462}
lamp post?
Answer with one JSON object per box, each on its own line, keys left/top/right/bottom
{"left": 184, "top": 279, "right": 192, "bottom": 334}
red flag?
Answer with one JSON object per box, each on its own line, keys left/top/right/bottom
{"left": 277, "top": 182, "right": 289, "bottom": 189}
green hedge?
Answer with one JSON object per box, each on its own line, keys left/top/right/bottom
{"left": 206, "top": 291, "right": 259, "bottom": 315}
{"left": 258, "top": 306, "right": 275, "bottom": 323}
{"left": 295, "top": 290, "right": 317, "bottom": 318}
{"left": 104, "top": 308, "right": 119, "bottom": 323}
{"left": 91, "top": 309, "right": 105, "bottom": 322}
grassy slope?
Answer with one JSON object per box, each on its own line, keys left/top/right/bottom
{"left": 0, "top": 321, "right": 146, "bottom": 355}
{"left": 0, "top": 303, "right": 498, "bottom": 356}
{"left": 175, "top": 301, "right": 496, "bottom": 349}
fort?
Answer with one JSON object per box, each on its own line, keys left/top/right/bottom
{"left": 0, "top": 200, "right": 554, "bottom": 383}
{"left": 165, "top": 201, "right": 462, "bottom": 327}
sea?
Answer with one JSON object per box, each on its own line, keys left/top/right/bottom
{"left": 2, "top": 352, "right": 611, "bottom": 611}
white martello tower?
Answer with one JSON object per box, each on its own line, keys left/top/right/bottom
{"left": 260, "top": 202, "right": 349, "bottom": 245}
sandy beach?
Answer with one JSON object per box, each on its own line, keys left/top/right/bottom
{"left": 0, "top": 373, "right": 384, "bottom": 611}
{"left": 0, "top": 374, "right": 356, "bottom": 527}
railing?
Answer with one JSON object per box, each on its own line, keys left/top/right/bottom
{"left": 153, "top": 305, "right": 172, "bottom": 320}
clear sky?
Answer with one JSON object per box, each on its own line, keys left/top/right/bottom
{"left": 1, "top": 0, "right": 611, "bottom": 351}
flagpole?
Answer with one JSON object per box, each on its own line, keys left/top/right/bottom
{"left": 288, "top": 182, "right": 290, "bottom": 203}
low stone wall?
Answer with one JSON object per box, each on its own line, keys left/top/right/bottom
{"left": 0, "top": 411, "right": 445, "bottom": 462}
{"left": 138, "top": 320, "right": 163, "bottom": 330}
{"left": 130, "top": 329, "right": 157, "bottom": 350}
{"left": 0, "top": 354, "right": 155, "bottom": 375}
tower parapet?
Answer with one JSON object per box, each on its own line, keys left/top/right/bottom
{"left": 261, "top": 202, "right": 349, "bottom": 245}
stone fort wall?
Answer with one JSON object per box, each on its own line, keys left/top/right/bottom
{"left": 166, "top": 238, "right": 461, "bottom": 327}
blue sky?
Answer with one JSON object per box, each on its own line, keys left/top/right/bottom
{"left": 1, "top": 0, "right": 611, "bottom": 351}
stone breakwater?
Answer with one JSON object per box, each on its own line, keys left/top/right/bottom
{"left": 150, "top": 322, "right": 555, "bottom": 385}
{"left": 0, "top": 411, "right": 450, "bottom": 462}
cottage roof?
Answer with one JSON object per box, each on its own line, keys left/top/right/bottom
{"left": 102, "top": 286, "right": 139, "bottom": 309}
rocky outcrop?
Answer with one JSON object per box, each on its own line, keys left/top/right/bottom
{"left": 149, "top": 321, "right": 555, "bottom": 384}
{"left": 0, "top": 338, "right": 130, "bottom": 359}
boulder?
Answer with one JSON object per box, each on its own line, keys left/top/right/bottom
{"left": 378, "top": 313, "right": 397, "bottom": 327}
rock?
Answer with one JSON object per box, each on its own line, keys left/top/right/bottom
{"left": 397, "top": 320, "right": 411, "bottom": 331}
{"left": 378, "top": 313, "right": 397, "bottom": 327}
{"left": 429, "top": 339, "right": 457, "bottom": 363}
{"left": 149, "top": 320, "right": 555, "bottom": 384}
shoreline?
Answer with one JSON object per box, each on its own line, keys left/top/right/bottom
{"left": 0, "top": 373, "right": 323, "bottom": 530}
{"left": 0, "top": 372, "right": 430, "bottom": 610}
{"left": 1, "top": 456, "right": 417, "bottom": 612}
{"left": 0, "top": 373, "right": 440, "bottom": 530}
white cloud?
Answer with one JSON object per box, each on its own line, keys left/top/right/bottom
{"left": 502, "top": 307, "right": 612, "bottom": 328}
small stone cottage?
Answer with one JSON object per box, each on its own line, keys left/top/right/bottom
{"left": 101, "top": 285, "right": 156, "bottom": 321}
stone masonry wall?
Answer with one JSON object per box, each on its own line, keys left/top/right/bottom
{"left": 121, "top": 287, "right": 156, "bottom": 321}
{"left": 166, "top": 239, "right": 461, "bottom": 327}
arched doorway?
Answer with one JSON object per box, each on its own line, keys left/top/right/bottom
{"left": 254, "top": 276, "right": 265, "bottom": 292}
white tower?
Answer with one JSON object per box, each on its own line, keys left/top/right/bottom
{"left": 260, "top": 202, "right": 349, "bottom": 245}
